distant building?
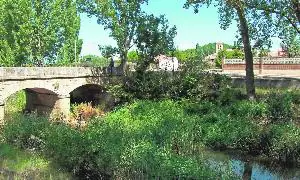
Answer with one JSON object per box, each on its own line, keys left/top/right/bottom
{"left": 262, "top": 48, "right": 288, "bottom": 58}
{"left": 155, "top": 55, "right": 179, "bottom": 71}
{"left": 206, "top": 42, "right": 225, "bottom": 63}
{"left": 216, "top": 42, "right": 224, "bottom": 54}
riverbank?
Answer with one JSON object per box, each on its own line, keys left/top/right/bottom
{"left": 1, "top": 91, "right": 300, "bottom": 178}
{"left": 0, "top": 143, "right": 74, "bottom": 179}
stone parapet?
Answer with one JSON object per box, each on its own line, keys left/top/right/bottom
{"left": 0, "top": 67, "right": 122, "bottom": 81}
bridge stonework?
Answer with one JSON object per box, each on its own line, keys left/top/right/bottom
{"left": 0, "top": 67, "right": 121, "bottom": 123}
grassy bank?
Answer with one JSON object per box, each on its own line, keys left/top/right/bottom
{"left": 2, "top": 92, "right": 300, "bottom": 178}
{"left": 0, "top": 143, "right": 74, "bottom": 179}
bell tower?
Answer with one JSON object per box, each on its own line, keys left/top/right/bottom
{"left": 216, "top": 42, "right": 224, "bottom": 54}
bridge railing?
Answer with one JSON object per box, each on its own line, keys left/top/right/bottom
{"left": 223, "top": 57, "right": 300, "bottom": 71}
{"left": 223, "top": 57, "right": 300, "bottom": 65}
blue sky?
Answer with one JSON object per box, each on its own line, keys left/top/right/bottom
{"left": 79, "top": 0, "right": 280, "bottom": 56}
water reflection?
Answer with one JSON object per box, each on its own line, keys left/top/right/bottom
{"left": 204, "top": 150, "right": 300, "bottom": 180}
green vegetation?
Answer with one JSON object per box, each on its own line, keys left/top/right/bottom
{"left": 215, "top": 49, "right": 244, "bottom": 68}
{"left": 173, "top": 43, "right": 233, "bottom": 62}
{"left": 2, "top": 87, "right": 300, "bottom": 178}
{"left": 4, "top": 90, "right": 26, "bottom": 116}
{"left": 2, "top": 102, "right": 238, "bottom": 179}
{"left": 0, "top": 143, "right": 74, "bottom": 179}
{"left": 79, "top": 55, "right": 110, "bottom": 67}
{"left": 0, "top": 0, "right": 82, "bottom": 66}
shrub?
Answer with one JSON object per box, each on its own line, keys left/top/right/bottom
{"left": 4, "top": 90, "right": 26, "bottom": 116}
{"left": 3, "top": 114, "right": 49, "bottom": 150}
{"left": 266, "top": 91, "right": 293, "bottom": 123}
{"left": 108, "top": 67, "right": 231, "bottom": 102}
{"left": 199, "top": 112, "right": 261, "bottom": 151}
{"left": 230, "top": 100, "right": 268, "bottom": 120}
{"left": 68, "top": 103, "right": 105, "bottom": 129}
{"left": 268, "top": 123, "right": 300, "bottom": 163}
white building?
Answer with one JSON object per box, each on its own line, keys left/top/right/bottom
{"left": 155, "top": 55, "right": 179, "bottom": 71}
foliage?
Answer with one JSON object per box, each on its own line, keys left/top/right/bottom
{"left": 107, "top": 59, "right": 231, "bottom": 102}
{"left": 4, "top": 90, "right": 26, "bottom": 116}
{"left": 3, "top": 114, "right": 49, "bottom": 150}
{"left": 267, "top": 123, "right": 300, "bottom": 163}
{"left": 2, "top": 89, "right": 300, "bottom": 177}
{"left": 127, "top": 51, "right": 139, "bottom": 62}
{"left": 79, "top": 0, "right": 177, "bottom": 73}
{"left": 185, "top": 0, "right": 268, "bottom": 99}
{"left": 281, "top": 35, "right": 300, "bottom": 58}
{"left": 2, "top": 101, "right": 240, "bottom": 179}
{"left": 266, "top": 91, "right": 294, "bottom": 123}
{"left": 135, "top": 14, "right": 177, "bottom": 73}
{"left": 69, "top": 103, "right": 105, "bottom": 129}
{"left": 244, "top": 0, "right": 299, "bottom": 34}
{"left": 79, "top": 0, "right": 148, "bottom": 72}
{"left": 0, "top": 143, "right": 74, "bottom": 179}
{"left": 0, "top": 0, "right": 82, "bottom": 66}
{"left": 79, "top": 55, "right": 110, "bottom": 67}
{"left": 174, "top": 43, "right": 233, "bottom": 62}
{"left": 215, "top": 49, "right": 244, "bottom": 68}
{"left": 99, "top": 45, "right": 118, "bottom": 59}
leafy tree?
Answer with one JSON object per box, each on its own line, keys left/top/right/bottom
{"left": 134, "top": 14, "right": 177, "bottom": 73}
{"left": 216, "top": 49, "right": 244, "bottom": 68}
{"left": 244, "top": 0, "right": 300, "bottom": 59}
{"left": 174, "top": 43, "right": 232, "bottom": 62}
{"left": 80, "top": 54, "right": 110, "bottom": 67}
{"left": 185, "top": 0, "right": 257, "bottom": 99}
{"left": 245, "top": 0, "right": 299, "bottom": 34}
{"left": 0, "top": 0, "right": 82, "bottom": 66}
{"left": 281, "top": 35, "right": 300, "bottom": 57}
{"left": 79, "top": 0, "right": 148, "bottom": 73}
{"left": 99, "top": 45, "right": 118, "bottom": 59}
{"left": 127, "top": 51, "right": 139, "bottom": 62}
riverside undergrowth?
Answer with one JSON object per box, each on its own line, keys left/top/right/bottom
{"left": 2, "top": 92, "right": 300, "bottom": 179}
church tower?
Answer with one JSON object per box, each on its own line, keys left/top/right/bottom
{"left": 216, "top": 42, "right": 224, "bottom": 54}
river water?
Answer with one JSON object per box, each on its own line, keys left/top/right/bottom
{"left": 1, "top": 150, "right": 300, "bottom": 179}
{"left": 203, "top": 149, "right": 300, "bottom": 179}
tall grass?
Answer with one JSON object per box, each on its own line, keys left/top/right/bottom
{"left": 2, "top": 88, "right": 300, "bottom": 178}
{"left": 0, "top": 143, "right": 74, "bottom": 179}
{"left": 4, "top": 90, "right": 26, "bottom": 116}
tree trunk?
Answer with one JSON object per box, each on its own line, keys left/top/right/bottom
{"left": 292, "top": 0, "right": 300, "bottom": 23}
{"left": 236, "top": 7, "right": 256, "bottom": 100}
{"left": 119, "top": 51, "right": 128, "bottom": 75}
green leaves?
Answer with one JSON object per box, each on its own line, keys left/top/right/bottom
{"left": 0, "top": 0, "right": 82, "bottom": 66}
{"left": 80, "top": 0, "right": 176, "bottom": 73}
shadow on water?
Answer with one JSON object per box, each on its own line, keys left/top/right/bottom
{"left": 203, "top": 149, "right": 300, "bottom": 180}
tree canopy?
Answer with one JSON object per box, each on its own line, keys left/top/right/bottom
{"left": 0, "top": 0, "right": 82, "bottom": 66}
{"left": 80, "top": 0, "right": 176, "bottom": 73}
{"left": 79, "top": 0, "right": 148, "bottom": 72}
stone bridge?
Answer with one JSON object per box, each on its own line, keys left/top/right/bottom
{"left": 0, "top": 67, "right": 122, "bottom": 122}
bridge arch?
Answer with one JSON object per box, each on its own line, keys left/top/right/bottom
{"left": 0, "top": 67, "right": 121, "bottom": 122}
{"left": 69, "top": 83, "right": 115, "bottom": 111}
{"left": 0, "top": 86, "right": 70, "bottom": 122}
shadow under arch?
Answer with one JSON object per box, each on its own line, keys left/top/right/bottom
{"left": 24, "top": 88, "right": 59, "bottom": 115}
{"left": 4, "top": 88, "right": 60, "bottom": 117}
{"left": 69, "top": 84, "right": 115, "bottom": 111}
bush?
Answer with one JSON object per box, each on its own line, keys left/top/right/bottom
{"left": 268, "top": 123, "right": 300, "bottom": 163}
{"left": 266, "top": 91, "right": 293, "bottom": 123}
{"left": 108, "top": 60, "right": 231, "bottom": 102}
{"left": 3, "top": 114, "right": 49, "bottom": 150}
{"left": 68, "top": 103, "right": 105, "bottom": 129}
{"left": 3, "top": 98, "right": 300, "bottom": 177}
{"left": 230, "top": 100, "right": 268, "bottom": 120}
